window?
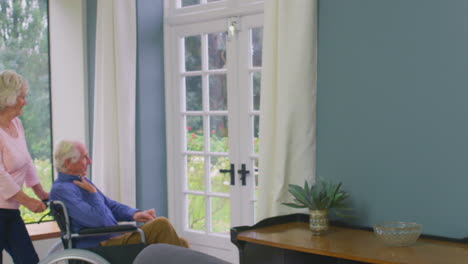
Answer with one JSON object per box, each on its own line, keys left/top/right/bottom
{"left": 0, "top": 0, "right": 53, "bottom": 223}
{"left": 164, "top": 0, "right": 264, "bottom": 261}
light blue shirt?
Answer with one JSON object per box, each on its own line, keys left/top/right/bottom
{"left": 50, "top": 172, "right": 139, "bottom": 248}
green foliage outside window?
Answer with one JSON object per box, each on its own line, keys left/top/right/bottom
{"left": 187, "top": 130, "right": 230, "bottom": 232}
{"left": 186, "top": 131, "right": 258, "bottom": 233}
{"left": 20, "top": 159, "right": 53, "bottom": 223}
{"left": 0, "top": 0, "right": 53, "bottom": 224}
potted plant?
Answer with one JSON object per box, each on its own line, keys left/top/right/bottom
{"left": 283, "top": 178, "right": 350, "bottom": 235}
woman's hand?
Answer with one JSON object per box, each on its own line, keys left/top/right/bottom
{"left": 24, "top": 198, "right": 47, "bottom": 213}
{"left": 12, "top": 191, "right": 47, "bottom": 213}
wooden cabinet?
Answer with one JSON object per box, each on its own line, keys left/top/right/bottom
{"left": 231, "top": 214, "right": 468, "bottom": 264}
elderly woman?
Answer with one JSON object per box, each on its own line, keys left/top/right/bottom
{"left": 0, "top": 70, "right": 49, "bottom": 263}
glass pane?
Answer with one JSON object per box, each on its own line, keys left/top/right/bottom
{"left": 210, "top": 156, "right": 230, "bottom": 193}
{"left": 252, "top": 72, "right": 261, "bottom": 111}
{"left": 210, "top": 116, "right": 228, "bottom": 152}
{"left": 254, "top": 200, "right": 258, "bottom": 222}
{"left": 254, "top": 159, "right": 259, "bottom": 200}
{"left": 211, "top": 197, "right": 230, "bottom": 233}
{"left": 209, "top": 74, "right": 227, "bottom": 111}
{"left": 186, "top": 76, "right": 202, "bottom": 111}
{"left": 188, "top": 194, "right": 205, "bottom": 231}
{"left": 252, "top": 27, "right": 263, "bottom": 67}
{"left": 208, "top": 32, "right": 227, "bottom": 69}
{"left": 0, "top": 0, "right": 53, "bottom": 223}
{"left": 253, "top": 115, "right": 259, "bottom": 154}
{"left": 186, "top": 116, "right": 204, "bottom": 151}
{"left": 182, "top": 0, "right": 200, "bottom": 7}
{"left": 185, "top": 35, "right": 201, "bottom": 71}
{"left": 187, "top": 155, "right": 205, "bottom": 191}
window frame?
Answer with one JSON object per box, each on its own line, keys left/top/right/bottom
{"left": 164, "top": 0, "right": 264, "bottom": 26}
{"left": 164, "top": 1, "right": 265, "bottom": 261}
{"left": 49, "top": 0, "right": 89, "bottom": 159}
{"left": 0, "top": 0, "right": 89, "bottom": 230}
{"left": 0, "top": 0, "right": 56, "bottom": 225}
{"left": 164, "top": 0, "right": 265, "bottom": 224}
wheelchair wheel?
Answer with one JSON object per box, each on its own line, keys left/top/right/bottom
{"left": 39, "top": 249, "right": 111, "bottom": 264}
{"left": 46, "top": 239, "right": 64, "bottom": 256}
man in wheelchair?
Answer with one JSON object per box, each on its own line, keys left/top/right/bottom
{"left": 49, "top": 139, "right": 188, "bottom": 250}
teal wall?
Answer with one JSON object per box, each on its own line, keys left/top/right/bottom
{"left": 87, "top": 0, "right": 96, "bottom": 153}
{"left": 317, "top": 0, "right": 468, "bottom": 238}
{"left": 135, "top": 0, "right": 168, "bottom": 216}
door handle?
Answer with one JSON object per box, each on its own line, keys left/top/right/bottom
{"left": 237, "top": 163, "right": 250, "bottom": 186}
{"left": 220, "top": 163, "right": 235, "bottom": 185}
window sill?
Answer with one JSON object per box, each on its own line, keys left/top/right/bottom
{"left": 26, "top": 221, "right": 61, "bottom": 241}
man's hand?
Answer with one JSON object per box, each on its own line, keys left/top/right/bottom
{"left": 133, "top": 209, "right": 156, "bottom": 222}
{"left": 73, "top": 176, "right": 97, "bottom": 193}
{"left": 24, "top": 198, "right": 47, "bottom": 213}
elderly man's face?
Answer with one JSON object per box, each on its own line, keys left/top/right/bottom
{"left": 65, "top": 143, "right": 92, "bottom": 176}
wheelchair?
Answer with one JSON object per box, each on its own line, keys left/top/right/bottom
{"left": 39, "top": 200, "right": 147, "bottom": 264}
{"left": 39, "top": 200, "right": 229, "bottom": 264}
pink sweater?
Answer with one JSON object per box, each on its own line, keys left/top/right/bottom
{"left": 0, "top": 118, "right": 39, "bottom": 209}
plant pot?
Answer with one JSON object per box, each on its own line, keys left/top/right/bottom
{"left": 309, "top": 209, "right": 329, "bottom": 235}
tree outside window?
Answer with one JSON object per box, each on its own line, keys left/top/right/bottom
{"left": 0, "top": 0, "right": 53, "bottom": 223}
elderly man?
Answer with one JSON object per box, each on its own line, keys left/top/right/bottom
{"left": 49, "top": 140, "right": 188, "bottom": 249}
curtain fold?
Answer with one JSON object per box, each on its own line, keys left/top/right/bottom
{"left": 257, "top": 0, "right": 318, "bottom": 221}
{"left": 92, "top": 0, "right": 137, "bottom": 207}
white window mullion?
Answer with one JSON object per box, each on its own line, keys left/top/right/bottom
{"left": 236, "top": 14, "right": 263, "bottom": 226}
{"left": 236, "top": 17, "right": 251, "bottom": 225}
{"left": 224, "top": 16, "right": 242, "bottom": 229}
{"left": 164, "top": 23, "right": 184, "bottom": 229}
{"left": 183, "top": 111, "right": 228, "bottom": 116}
{"left": 200, "top": 31, "right": 212, "bottom": 234}
{"left": 181, "top": 69, "right": 227, "bottom": 77}
{"left": 205, "top": 156, "right": 212, "bottom": 233}
{"left": 182, "top": 71, "right": 203, "bottom": 77}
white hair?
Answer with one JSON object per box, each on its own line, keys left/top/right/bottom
{"left": 0, "top": 70, "right": 28, "bottom": 110}
{"left": 54, "top": 140, "right": 81, "bottom": 173}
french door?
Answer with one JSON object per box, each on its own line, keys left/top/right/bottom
{"left": 165, "top": 14, "right": 263, "bottom": 263}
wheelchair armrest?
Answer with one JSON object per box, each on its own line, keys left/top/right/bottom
{"left": 76, "top": 225, "right": 146, "bottom": 244}
{"left": 78, "top": 225, "right": 138, "bottom": 235}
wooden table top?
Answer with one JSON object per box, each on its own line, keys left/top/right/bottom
{"left": 236, "top": 222, "right": 468, "bottom": 264}
{"left": 26, "top": 221, "right": 61, "bottom": 241}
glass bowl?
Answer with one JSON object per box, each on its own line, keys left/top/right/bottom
{"left": 373, "top": 222, "right": 422, "bottom": 247}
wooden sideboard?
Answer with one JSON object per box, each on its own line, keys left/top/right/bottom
{"left": 231, "top": 214, "right": 468, "bottom": 264}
